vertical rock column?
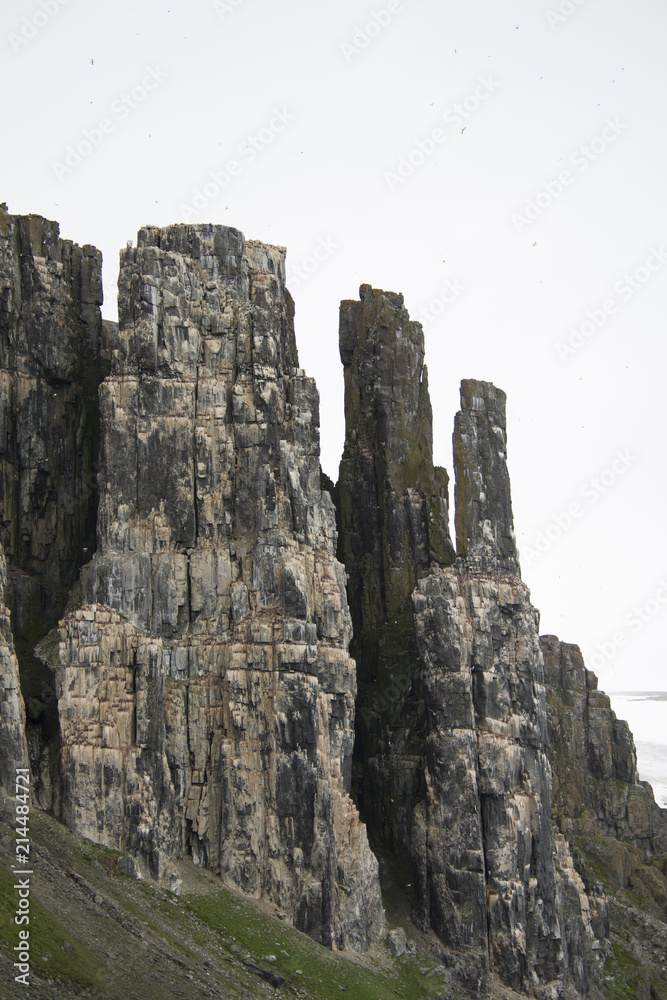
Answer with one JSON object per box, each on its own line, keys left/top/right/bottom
{"left": 337, "top": 291, "right": 588, "bottom": 990}
{"left": 0, "top": 539, "right": 29, "bottom": 794}
{"left": 0, "top": 207, "right": 104, "bottom": 808}
{"left": 58, "top": 225, "right": 384, "bottom": 951}
{"left": 337, "top": 283, "right": 456, "bottom": 860}
{"left": 419, "top": 380, "right": 564, "bottom": 987}
{"left": 453, "top": 380, "right": 519, "bottom": 574}
{"left": 543, "top": 635, "right": 665, "bottom": 859}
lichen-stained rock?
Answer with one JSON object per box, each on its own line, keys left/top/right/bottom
{"left": 453, "top": 379, "right": 519, "bottom": 575}
{"left": 61, "top": 224, "right": 384, "bottom": 951}
{"left": 0, "top": 541, "right": 29, "bottom": 794}
{"left": 337, "top": 303, "right": 595, "bottom": 992}
{"left": 0, "top": 206, "right": 104, "bottom": 808}
{"left": 337, "top": 284, "right": 456, "bottom": 890}
{"left": 412, "top": 570, "right": 565, "bottom": 989}
{"left": 338, "top": 283, "right": 456, "bottom": 628}
{"left": 414, "top": 385, "right": 602, "bottom": 992}
{"left": 541, "top": 637, "right": 667, "bottom": 997}
{"left": 0, "top": 206, "right": 102, "bottom": 603}
{"left": 56, "top": 605, "right": 176, "bottom": 877}
{"left": 542, "top": 635, "right": 667, "bottom": 876}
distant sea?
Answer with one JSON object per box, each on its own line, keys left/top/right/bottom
{"left": 609, "top": 693, "right": 667, "bottom": 808}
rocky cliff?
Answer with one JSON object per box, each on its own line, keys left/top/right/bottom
{"left": 336, "top": 289, "right": 603, "bottom": 991}
{"left": 1, "top": 213, "right": 666, "bottom": 998}
{"left": 0, "top": 205, "right": 105, "bottom": 812}
{"left": 56, "top": 223, "right": 384, "bottom": 951}
{"left": 0, "top": 538, "right": 29, "bottom": 792}
{"left": 542, "top": 636, "right": 667, "bottom": 998}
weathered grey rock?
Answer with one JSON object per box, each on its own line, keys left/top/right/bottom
{"left": 6, "top": 214, "right": 667, "bottom": 992}
{"left": 56, "top": 605, "right": 177, "bottom": 876}
{"left": 543, "top": 635, "right": 667, "bottom": 876}
{"left": 0, "top": 207, "right": 102, "bottom": 598}
{"left": 337, "top": 284, "right": 456, "bottom": 882}
{"left": 336, "top": 287, "right": 598, "bottom": 992}
{"left": 387, "top": 927, "right": 408, "bottom": 956}
{"left": 453, "top": 379, "right": 518, "bottom": 575}
{"left": 541, "top": 636, "right": 667, "bottom": 996}
{"left": 338, "top": 283, "right": 456, "bottom": 625}
{"left": 58, "top": 225, "right": 384, "bottom": 951}
{"left": 0, "top": 206, "right": 105, "bottom": 809}
{"left": 412, "top": 570, "right": 573, "bottom": 988}
{"left": 0, "top": 541, "right": 29, "bottom": 794}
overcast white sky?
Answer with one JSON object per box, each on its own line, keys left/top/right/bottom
{"left": 2, "top": 0, "right": 666, "bottom": 691}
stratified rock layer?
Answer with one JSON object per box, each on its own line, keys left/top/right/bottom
{"left": 0, "top": 540, "right": 29, "bottom": 794}
{"left": 0, "top": 207, "right": 104, "bottom": 808}
{"left": 542, "top": 636, "right": 667, "bottom": 996}
{"left": 453, "top": 379, "right": 518, "bottom": 574}
{"left": 337, "top": 293, "right": 596, "bottom": 991}
{"left": 411, "top": 570, "right": 561, "bottom": 986}
{"left": 337, "top": 284, "right": 456, "bottom": 874}
{"left": 58, "top": 225, "right": 384, "bottom": 951}
{"left": 0, "top": 208, "right": 102, "bottom": 611}
{"left": 543, "top": 636, "right": 667, "bottom": 879}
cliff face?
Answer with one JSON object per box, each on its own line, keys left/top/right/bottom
{"left": 337, "top": 289, "right": 601, "bottom": 991}
{"left": 0, "top": 538, "right": 29, "bottom": 792}
{"left": 2, "top": 215, "right": 667, "bottom": 996}
{"left": 542, "top": 636, "right": 667, "bottom": 997}
{"left": 543, "top": 635, "right": 667, "bottom": 877}
{"left": 0, "top": 207, "right": 104, "bottom": 809}
{"left": 57, "top": 224, "right": 384, "bottom": 951}
{"left": 337, "top": 285, "right": 456, "bottom": 893}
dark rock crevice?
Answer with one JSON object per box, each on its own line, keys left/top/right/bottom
{"left": 0, "top": 207, "right": 105, "bottom": 811}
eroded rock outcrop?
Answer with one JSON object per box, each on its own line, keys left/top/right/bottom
{"left": 337, "top": 289, "right": 599, "bottom": 991}
{"left": 453, "top": 379, "right": 519, "bottom": 575}
{"left": 56, "top": 225, "right": 384, "bottom": 951}
{"left": 543, "top": 636, "right": 667, "bottom": 879}
{"left": 5, "top": 212, "right": 667, "bottom": 992}
{"left": 0, "top": 540, "right": 29, "bottom": 794}
{"left": 337, "top": 284, "right": 456, "bottom": 873}
{"left": 543, "top": 637, "right": 667, "bottom": 996}
{"left": 0, "top": 207, "right": 105, "bottom": 808}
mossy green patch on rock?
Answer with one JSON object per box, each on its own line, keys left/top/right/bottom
{"left": 0, "top": 805, "right": 450, "bottom": 1000}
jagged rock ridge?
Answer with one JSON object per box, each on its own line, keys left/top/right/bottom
{"left": 58, "top": 223, "right": 384, "bottom": 951}
{"left": 336, "top": 288, "right": 607, "bottom": 992}
{"left": 0, "top": 215, "right": 666, "bottom": 997}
